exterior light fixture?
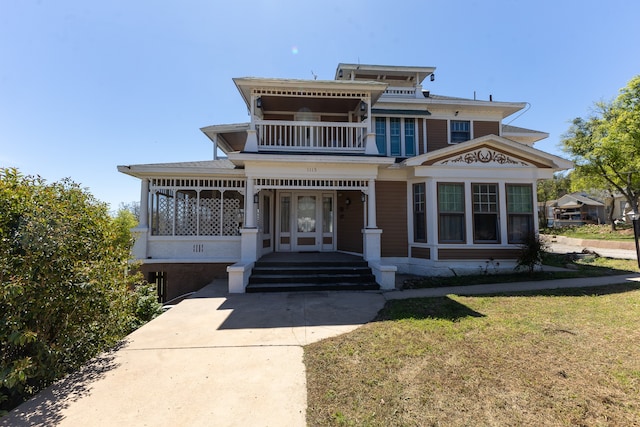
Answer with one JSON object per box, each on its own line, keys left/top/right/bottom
{"left": 360, "top": 102, "right": 366, "bottom": 112}
{"left": 253, "top": 193, "right": 259, "bottom": 204}
{"left": 345, "top": 198, "right": 351, "bottom": 206}
{"left": 361, "top": 193, "right": 366, "bottom": 202}
{"left": 430, "top": 73, "right": 435, "bottom": 82}
{"left": 256, "top": 97, "right": 262, "bottom": 109}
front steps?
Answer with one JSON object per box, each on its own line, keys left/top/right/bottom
{"left": 246, "top": 254, "right": 379, "bottom": 293}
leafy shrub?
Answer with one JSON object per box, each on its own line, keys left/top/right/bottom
{"left": 516, "top": 233, "right": 547, "bottom": 274}
{"left": 0, "top": 168, "right": 161, "bottom": 414}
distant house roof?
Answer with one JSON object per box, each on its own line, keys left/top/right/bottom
{"left": 556, "top": 193, "right": 605, "bottom": 209}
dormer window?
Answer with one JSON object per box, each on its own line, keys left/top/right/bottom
{"left": 450, "top": 120, "right": 471, "bottom": 143}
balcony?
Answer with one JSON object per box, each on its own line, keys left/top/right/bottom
{"left": 255, "top": 120, "right": 368, "bottom": 153}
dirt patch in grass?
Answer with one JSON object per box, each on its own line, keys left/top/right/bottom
{"left": 305, "top": 284, "right": 640, "bottom": 426}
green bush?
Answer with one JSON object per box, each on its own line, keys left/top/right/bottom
{"left": 0, "top": 168, "right": 161, "bottom": 414}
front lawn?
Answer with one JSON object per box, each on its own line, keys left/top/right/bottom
{"left": 543, "top": 223, "right": 636, "bottom": 241}
{"left": 305, "top": 284, "right": 640, "bottom": 426}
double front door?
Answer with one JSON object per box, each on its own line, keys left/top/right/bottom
{"left": 277, "top": 191, "right": 335, "bottom": 252}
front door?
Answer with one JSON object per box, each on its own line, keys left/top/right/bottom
{"left": 277, "top": 191, "right": 335, "bottom": 252}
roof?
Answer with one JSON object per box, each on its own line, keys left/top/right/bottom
{"left": 502, "top": 124, "right": 549, "bottom": 145}
{"left": 335, "top": 63, "right": 436, "bottom": 85}
{"left": 117, "top": 159, "right": 241, "bottom": 178}
{"left": 557, "top": 193, "right": 605, "bottom": 207}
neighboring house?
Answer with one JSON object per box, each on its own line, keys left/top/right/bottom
{"left": 550, "top": 193, "right": 606, "bottom": 227}
{"left": 118, "top": 63, "right": 572, "bottom": 298}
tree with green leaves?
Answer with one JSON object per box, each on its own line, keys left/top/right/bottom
{"left": 0, "top": 168, "right": 162, "bottom": 414}
{"left": 562, "top": 75, "right": 640, "bottom": 229}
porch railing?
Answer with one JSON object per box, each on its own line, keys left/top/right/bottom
{"left": 255, "top": 120, "right": 367, "bottom": 152}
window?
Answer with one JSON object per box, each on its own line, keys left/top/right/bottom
{"left": 413, "top": 183, "right": 427, "bottom": 242}
{"left": 405, "top": 118, "right": 415, "bottom": 156}
{"left": 375, "top": 117, "right": 386, "bottom": 155}
{"left": 473, "top": 184, "right": 500, "bottom": 243}
{"left": 507, "top": 184, "right": 533, "bottom": 243}
{"left": 450, "top": 120, "right": 471, "bottom": 143}
{"left": 438, "top": 183, "right": 465, "bottom": 243}
{"left": 374, "top": 117, "right": 417, "bottom": 157}
{"left": 390, "top": 118, "right": 401, "bottom": 156}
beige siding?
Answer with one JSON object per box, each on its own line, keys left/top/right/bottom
{"left": 474, "top": 121, "right": 500, "bottom": 138}
{"left": 438, "top": 248, "right": 520, "bottom": 260}
{"left": 337, "top": 190, "right": 364, "bottom": 253}
{"left": 411, "top": 246, "right": 431, "bottom": 259}
{"left": 376, "top": 181, "right": 408, "bottom": 257}
{"left": 426, "top": 119, "right": 448, "bottom": 152}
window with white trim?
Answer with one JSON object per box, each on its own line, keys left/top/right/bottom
{"left": 374, "top": 116, "right": 417, "bottom": 157}
{"left": 507, "top": 184, "right": 534, "bottom": 243}
{"left": 450, "top": 120, "right": 471, "bottom": 143}
{"left": 438, "top": 183, "right": 465, "bottom": 243}
{"left": 413, "top": 183, "right": 427, "bottom": 242}
{"left": 472, "top": 183, "right": 500, "bottom": 243}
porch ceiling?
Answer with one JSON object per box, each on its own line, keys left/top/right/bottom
{"left": 260, "top": 96, "right": 360, "bottom": 115}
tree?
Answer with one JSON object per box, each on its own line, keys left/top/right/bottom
{"left": 0, "top": 168, "right": 161, "bottom": 414}
{"left": 537, "top": 172, "right": 572, "bottom": 228}
{"left": 562, "top": 75, "right": 640, "bottom": 230}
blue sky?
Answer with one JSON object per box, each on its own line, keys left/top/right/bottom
{"left": 1, "top": 0, "right": 639, "bottom": 210}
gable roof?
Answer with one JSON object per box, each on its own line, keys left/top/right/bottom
{"left": 556, "top": 193, "right": 605, "bottom": 208}
{"left": 403, "top": 134, "right": 573, "bottom": 170}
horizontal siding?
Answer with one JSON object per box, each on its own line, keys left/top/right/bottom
{"left": 426, "top": 119, "right": 448, "bottom": 152}
{"left": 474, "top": 121, "right": 500, "bottom": 138}
{"left": 411, "top": 246, "right": 431, "bottom": 259}
{"left": 376, "top": 181, "right": 408, "bottom": 257}
{"left": 438, "top": 248, "right": 521, "bottom": 260}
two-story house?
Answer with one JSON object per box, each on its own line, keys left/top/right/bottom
{"left": 118, "top": 63, "right": 572, "bottom": 300}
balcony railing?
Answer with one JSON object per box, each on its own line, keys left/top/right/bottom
{"left": 255, "top": 120, "right": 367, "bottom": 152}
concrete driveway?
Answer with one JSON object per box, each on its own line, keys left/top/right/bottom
{"left": 1, "top": 281, "right": 386, "bottom": 427}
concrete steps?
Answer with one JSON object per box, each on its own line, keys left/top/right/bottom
{"left": 246, "top": 256, "right": 379, "bottom": 293}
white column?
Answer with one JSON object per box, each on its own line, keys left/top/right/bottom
{"left": 139, "top": 178, "right": 149, "bottom": 228}
{"left": 131, "top": 178, "right": 149, "bottom": 260}
{"left": 245, "top": 177, "right": 256, "bottom": 228}
{"left": 367, "top": 179, "right": 377, "bottom": 228}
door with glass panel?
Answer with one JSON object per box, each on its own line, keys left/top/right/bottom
{"left": 277, "top": 191, "right": 335, "bottom": 252}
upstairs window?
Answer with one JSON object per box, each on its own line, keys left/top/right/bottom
{"left": 390, "top": 118, "right": 401, "bottom": 156}
{"left": 375, "top": 117, "right": 387, "bottom": 155}
{"left": 375, "top": 117, "right": 417, "bottom": 157}
{"left": 405, "top": 118, "right": 416, "bottom": 156}
{"left": 450, "top": 120, "right": 471, "bottom": 143}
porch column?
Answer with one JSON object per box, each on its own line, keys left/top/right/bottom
{"left": 367, "top": 179, "right": 377, "bottom": 228}
{"left": 131, "top": 178, "right": 149, "bottom": 259}
{"left": 139, "top": 178, "right": 149, "bottom": 228}
{"left": 363, "top": 179, "right": 381, "bottom": 262}
{"left": 245, "top": 177, "right": 256, "bottom": 228}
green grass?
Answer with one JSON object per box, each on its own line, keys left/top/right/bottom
{"left": 305, "top": 284, "right": 640, "bottom": 426}
{"left": 543, "top": 224, "right": 636, "bottom": 241}
{"left": 402, "top": 252, "right": 639, "bottom": 290}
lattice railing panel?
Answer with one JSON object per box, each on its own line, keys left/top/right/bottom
{"left": 157, "top": 195, "right": 174, "bottom": 236}
{"left": 199, "top": 198, "right": 221, "bottom": 236}
{"left": 222, "top": 199, "right": 241, "bottom": 236}
{"left": 175, "top": 198, "right": 198, "bottom": 236}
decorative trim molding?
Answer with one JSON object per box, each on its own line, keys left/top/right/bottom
{"left": 438, "top": 148, "right": 529, "bottom": 166}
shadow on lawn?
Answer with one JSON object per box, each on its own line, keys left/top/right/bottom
{"left": 374, "top": 296, "right": 485, "bottom": 322}
{"left": 474, "top": 282, "right": 640, "bottom": 298}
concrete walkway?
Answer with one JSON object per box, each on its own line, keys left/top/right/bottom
{"left": 3, "top": 273, "right": 640, "bottom": 426}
